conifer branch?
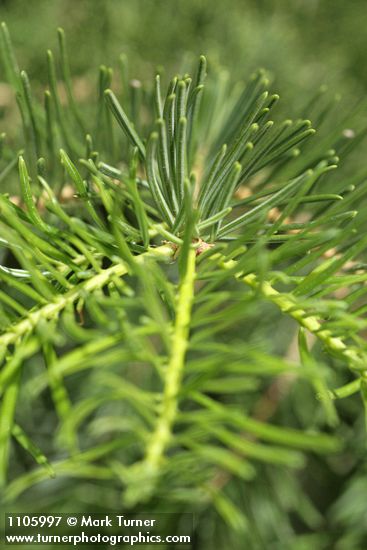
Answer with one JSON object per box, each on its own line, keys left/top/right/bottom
{"left": 217, "top": 255, "right": 366, "bottom": 370}
{"left": 0, "top": 245, "right": 173, "bottom": 351}
{"left": 145, "top": 247, "right": 196, "bottom": 468}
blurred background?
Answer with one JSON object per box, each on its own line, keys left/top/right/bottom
{"left": 1, "top": 0, "right": 367, "bottom": 101}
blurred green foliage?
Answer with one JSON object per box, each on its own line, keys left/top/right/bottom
{"left": 1, "top": 0, "right": 367, "bottom": 99}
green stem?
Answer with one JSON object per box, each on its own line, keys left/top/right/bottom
{"left": 218, "top": 256, "right": 365, "bottom": 370}
{"left": 144, "top": 247, "right": 196, "bottom": 469}
{"left": 0, "top": 371, "right": 21, "bottom": 487}
{"left": 0, "top": 245, "right": 173, "bottom": 352}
